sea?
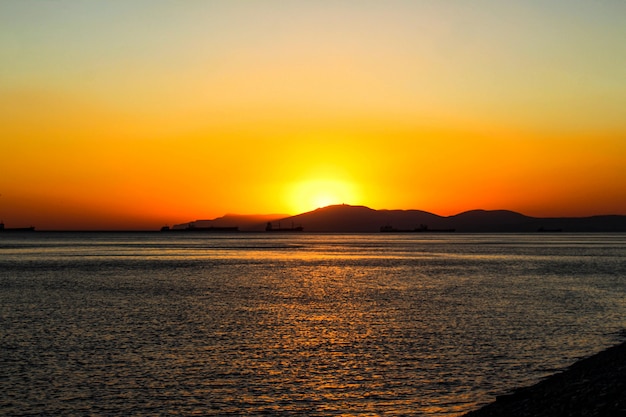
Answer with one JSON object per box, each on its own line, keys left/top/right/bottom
{"left": 1, "top": 232, "right": 625, "bottom": 416}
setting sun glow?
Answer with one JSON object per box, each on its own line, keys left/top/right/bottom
{"left": 288, "top": 179, "right": 360, "bottom": 215}
{"left": 1, "top": 1, "right": 625, "bottom": 230}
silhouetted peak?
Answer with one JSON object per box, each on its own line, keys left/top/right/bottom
{"left": 453, "top": 209, "right": 529, "bottom": 219}
{"left": 314, "top": 204, "right": 374, "bottom": 212}
{"left": 220, "top": 213, "right": 290, "bottom": 220}
{"left": 379, "top": 208, "right": 445, "bottom": 218}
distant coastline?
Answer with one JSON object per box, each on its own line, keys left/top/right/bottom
{"left": 160, "top": 225, "right": 239, "bottom": 233}
{"left": 5, "top": 205, "right": 625, "bottom": 233}
{"left": 166, "top": 204, "right": 626, "bottom": 234}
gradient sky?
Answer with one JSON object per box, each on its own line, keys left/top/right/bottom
{"left": 1, "top": 1, "right": 625, "bottom": 230}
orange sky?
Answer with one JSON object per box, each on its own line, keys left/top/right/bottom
{"left": 1, "top": 1, "right": 625, "bottom": 230}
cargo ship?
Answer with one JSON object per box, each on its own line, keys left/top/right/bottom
{"left": 266, "top": 222, "right": 303, "bottom": 232}
{"left": 0, "top": 222, "right": 35, "bottom": 232}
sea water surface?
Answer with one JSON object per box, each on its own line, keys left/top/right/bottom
{"left": 1, "top": 233, "right": 626, "bottom": 416}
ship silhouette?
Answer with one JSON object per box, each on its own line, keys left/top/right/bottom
{"left": 265, "top": 222, "right": 303, "bottom": 232}
{"left": 0, "top": 222, "right": 35, "bottom": 232}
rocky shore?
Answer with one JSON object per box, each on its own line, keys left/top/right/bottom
{"left": 463, "top": 341, "right": 626, "bottom": 417}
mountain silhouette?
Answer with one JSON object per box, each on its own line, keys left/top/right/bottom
{"left": 173, "top": 205, "right": 626, "bottom": 233}
{"left": 172, "top": 213, "right": 287, "bottom": 232}
{"left": 286, "top": 205, "right": 448, "bottom": 232}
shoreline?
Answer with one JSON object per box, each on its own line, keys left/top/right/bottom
{"left": 463, "top": 340, "right": 626, "bottom": 416}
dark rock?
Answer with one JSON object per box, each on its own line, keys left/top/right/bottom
{"left": 464, "top": 341, "right": 626, "bottom": 417}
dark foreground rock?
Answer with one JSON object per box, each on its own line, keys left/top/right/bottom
{"left": 464, "top": 341, "right": 626, "bottom": 417}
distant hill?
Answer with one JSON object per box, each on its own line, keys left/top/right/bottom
{"left": 172, "top": 205, "right": 626, "bottom": 233}
{"left": 448, "top": 209, "right": 535, "bottom": 232}
{"left": 173, "top": 213, "right": 287, "bottom": 232}
{"left": 284, "top": 205, "right": 448, "bottom": 232}
{"left": 277, "top": 205, "right": 626, "bottom": 233}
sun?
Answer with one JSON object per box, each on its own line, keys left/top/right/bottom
{"left": 288, "top": 179, "right": 359, "bottom": 214}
